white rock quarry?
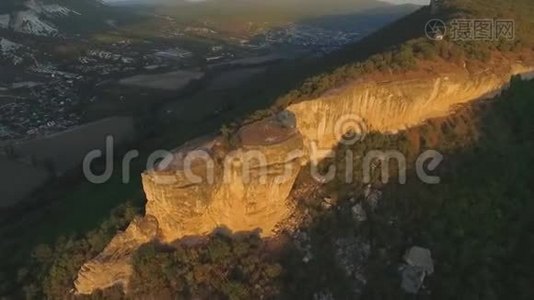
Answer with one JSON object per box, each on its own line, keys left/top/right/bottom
{"left": 0, "top": 38, "right": 22, "bottom": 52}
{"left": 11, "top": 10, "right": 58, "bottom": 36}
{"left": 4, "top": 0, "right": 79, "bottom": 36}
{"left": 0, "top": 38, "right": 24, "bottom": 65}
{"left": 0, "top": 14, "right": 10, "bottom": 29}
{"left": 26, "top": 1, "right": 79, "bottom": 17}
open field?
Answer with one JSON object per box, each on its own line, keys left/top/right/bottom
{"left": 205, "top": 67, "right": 266, "bottom": 91}
{"left": 13, "top": 116, "right": 136, "bottom": 174}
{"left": 0, "top": 156, "right": 50, "bottom": 208}
{"left": 119, "top": 70, "right": 204, "bottom": 91}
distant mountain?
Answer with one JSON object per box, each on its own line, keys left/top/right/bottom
{"left": 0, "top": 0, "right": 141, "bottom": 67}
{"left": 0, "top": 0, "right": 94, "bottom": 36}
{"left": 0, "top": 0, "right": 138, "bottom": 38}
{"left": 113, "top": 0, "right": 395, "bottom": 16}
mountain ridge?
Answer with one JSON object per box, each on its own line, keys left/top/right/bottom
{"left": 74, "top": 54, "right": 534, "bottom": 295}
{"left": 71, "top": 0, "right": 534, "bottom": 296}
{"left": 5, "top": 0, "right": 534, "bottom": 298}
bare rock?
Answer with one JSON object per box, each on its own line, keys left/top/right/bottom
{"left": 74, "top": 216, "right": 158, "bottom": 294}
{"left": 351, "top": 203, "right": 367, "bottom": 222}
{"left": 403, "top": 246, "right": 434, "bottom": 275}
{"left": 400, "top": 246, "right": 434, "bottom": 294}
{"left": 75, "top": 112, "right": 306, "bottom": 294}
{"left": 74, "top": 64, "right": 534, "bottom": 295}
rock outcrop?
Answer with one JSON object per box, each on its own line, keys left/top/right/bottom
{"left": 74, "top": 216, "right": 159, "bottom": 295}
{"left": 75, "top": 113, "right": 307, "bottom": 294}
{"left": 400, "top": 246, "right": 434, "bottom": 294}
{"left": 74, "top": 62, "right": 534, "bottom": 295}
{"left": 288, "top": 64, "right": 534, "bottom": 155}
{"left": 143, "top": 112, "right": 306, "bottom": 243}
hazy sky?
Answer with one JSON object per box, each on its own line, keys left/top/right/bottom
{"left": 105, "top": 0, "right": 431, "bottom": 4}
{"left": 383, "top": 0, "right": 430, "bottom": 4}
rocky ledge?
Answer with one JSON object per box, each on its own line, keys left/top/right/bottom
{"left": 75, "top": 61, "right": 534, "bottom": 295}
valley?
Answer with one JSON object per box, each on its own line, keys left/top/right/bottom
{"left": 0, "top": 0, "right": 416, "bottom": 211}
{"left": 0, "top": 0, "right": 415, "bottom": 143}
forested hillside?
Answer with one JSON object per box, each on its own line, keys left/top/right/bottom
{"left": 275, "top": 0, "right": 534, "bottom": 107}
{"left": 2, "top": 0, "right": 534, "bottom": 299}
{"left": 18, "top": 75, "right": 534, "bottom": 300}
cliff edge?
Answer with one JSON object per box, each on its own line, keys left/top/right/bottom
{"left": 74, "top": 60, "right": 534, "bottom": 295}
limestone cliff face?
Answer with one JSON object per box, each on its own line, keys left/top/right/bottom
{"left": 288, "top": 64, "right": 534, "bottom": 156}
{"left": 75, "top": 114, "right": 306, "bottom": 294}
{"left": 74, "top": 64, "right": 534, "bottom": 295}
{"left": 143, "top": 113, "right": 306, "bottom": 243}
{"left": 74, "top": 216, "right": 158, "bottom": 295}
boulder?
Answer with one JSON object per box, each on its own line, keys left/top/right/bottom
{"left": 351, "top": 203, "right": 367, "bottom": 222}
{"left": 400, "top": 246, "right": 434, "bottom": 294}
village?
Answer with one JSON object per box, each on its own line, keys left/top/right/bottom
{"left": 0, "top": 25, "right": 358, "bottom": 141}
{"left": 0, "top": 13, "right": 363, "bottom": 143}
{"left": 256, "top": 23, "right": 361, "bottom": 54}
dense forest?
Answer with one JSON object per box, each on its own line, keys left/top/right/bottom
{"left": 332, "top": 76, "right": 534, "bottom": 299}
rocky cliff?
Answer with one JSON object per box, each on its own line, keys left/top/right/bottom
{"left": 142, "top": 113, "right": 306, "bottom": 244}
{"left": 74, "top": 62, "right": 534, "bottom": 295}
{"left": 75, "top": 113, "right": 307, "bottom": 294}
{"left": 288, "top": 64, "right": 534, "bottom": 156}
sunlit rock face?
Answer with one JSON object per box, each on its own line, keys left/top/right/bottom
{"left": 75, "top": 113, "right": 307, "bottom": 294}
{"left": 74, "top": 216, "right": 158, "bottom": 295}
{"left": 74, "top": 62, "right": 534, "bottom": 295}
{"left": 288, "top": 64, "right": 534, "bottom": 157}
{"left": 143, "top": 112, "right": 306, "bottom": 243}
